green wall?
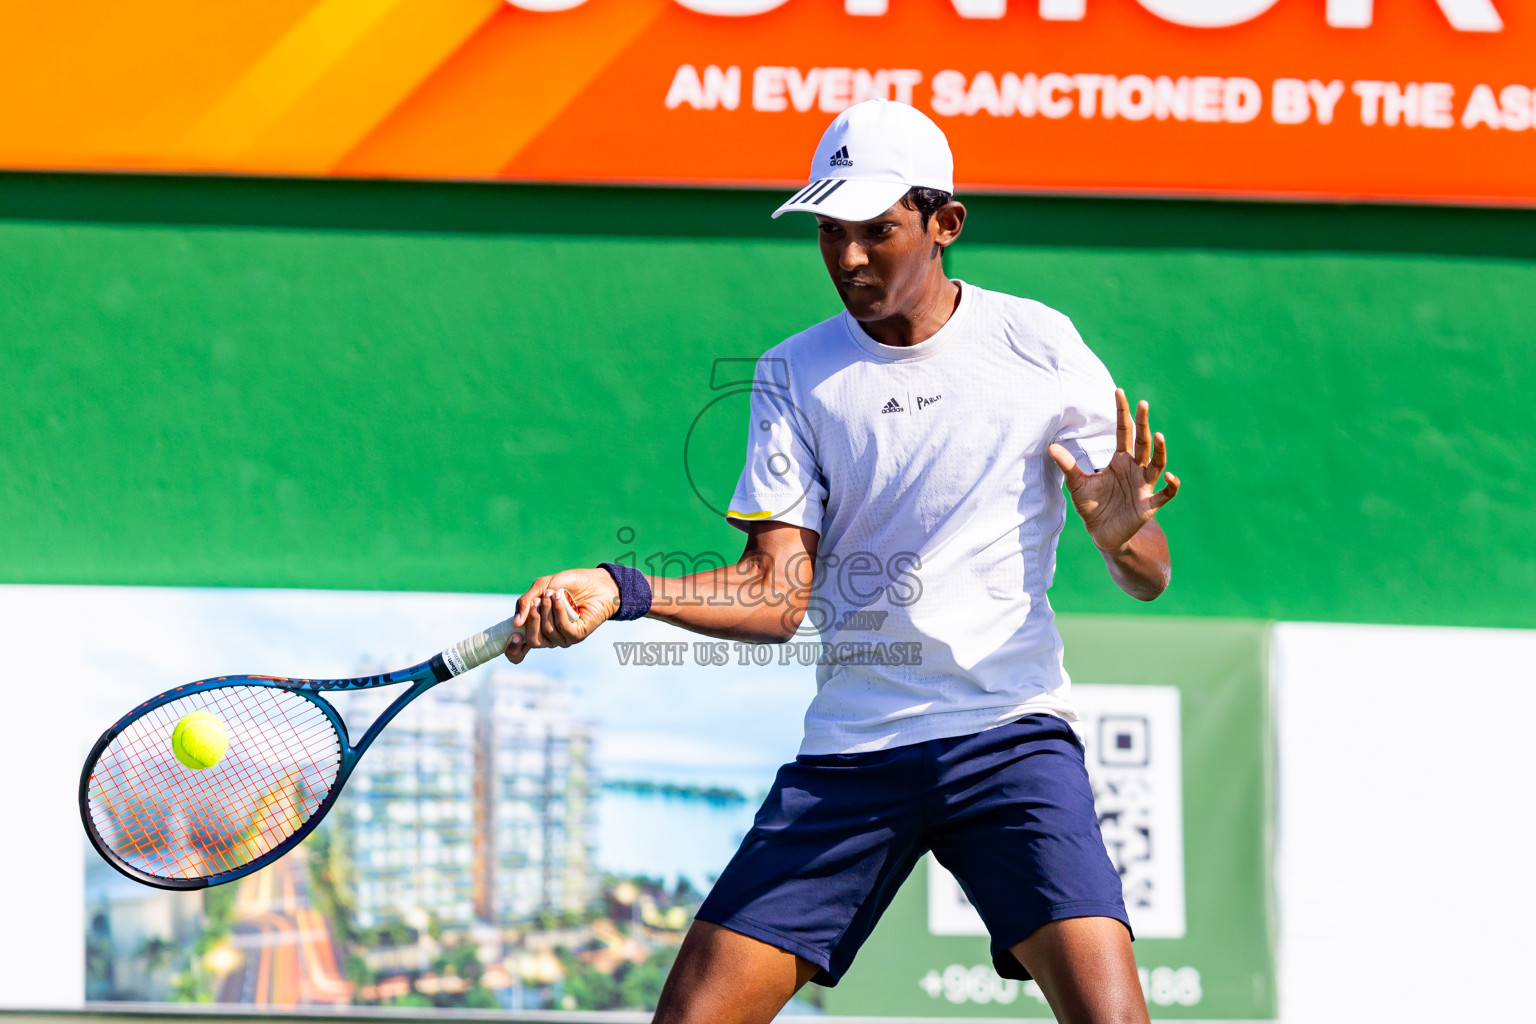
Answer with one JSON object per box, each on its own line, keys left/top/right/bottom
{"left": 4, "top": 173, "right": 1534, "bottom": 626}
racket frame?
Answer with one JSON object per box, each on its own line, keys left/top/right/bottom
{"left": 79, "top": 653, "right": 453, "bottom": 890}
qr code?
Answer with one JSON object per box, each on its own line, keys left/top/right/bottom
{"left": 927, "top": 684, "right": 1186, "bottom": 939}
{"left": 1075, "top": 685, "right": 1186, "bottom": 938}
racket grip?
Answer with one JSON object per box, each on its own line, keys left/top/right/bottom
{"left": 442, "top": 616, "right": 519, "bottom": 676}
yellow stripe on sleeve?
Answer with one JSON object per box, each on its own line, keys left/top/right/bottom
{"left": 726, "top": 510, "right": 775, "bottom": 520}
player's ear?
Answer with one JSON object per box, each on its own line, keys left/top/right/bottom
{"left": 933, "top": 201, "right": 966, "bottom": 249}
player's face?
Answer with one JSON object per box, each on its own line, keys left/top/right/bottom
{"left": 815, "top": 201, "right": 940, "bottom": 322}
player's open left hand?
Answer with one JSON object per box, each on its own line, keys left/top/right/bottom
{"left": 1048, "top": 388, "right": 1180, "bottom": 553}
{"left": 504, "top": 568, "right": 621, "bottom": 664}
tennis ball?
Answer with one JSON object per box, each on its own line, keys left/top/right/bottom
{"left": 172, "top": 711, "right": 228, "bottom": 770}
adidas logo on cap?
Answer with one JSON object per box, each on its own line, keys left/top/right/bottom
{"left": 771, "top": 100, "right": 953, "bottom": 222}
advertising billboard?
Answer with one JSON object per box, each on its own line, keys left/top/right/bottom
{"left": 1, "top": 0, "right": 1533, "bottom": 203}
{"left": 20, "top": 584, "right": 1272, "bottom": 1018}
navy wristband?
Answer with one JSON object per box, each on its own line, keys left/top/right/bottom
{"left": 598, "top": 562, "right": 652, "bottom": 621}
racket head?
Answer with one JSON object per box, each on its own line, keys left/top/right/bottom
{"left": 80, "top": 677, "right": 351, "bottom": 890}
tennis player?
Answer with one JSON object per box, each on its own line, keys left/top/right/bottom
{"left": 504, "top": 99, "right": 1178, "bottom": 1024}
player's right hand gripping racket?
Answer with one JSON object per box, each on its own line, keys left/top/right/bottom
{"left": 79, "top": 615, "right": 519, "bottom": 890}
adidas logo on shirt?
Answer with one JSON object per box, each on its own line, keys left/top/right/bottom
{"left": 881, "top": 397, "right": 903, "bottom": 414}
{"left": 829, "top": 145, "right": 853, "bottom": 168}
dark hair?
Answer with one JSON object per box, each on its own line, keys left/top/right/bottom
{"left": 900, "top": 186, "right": 954, "bottom": 228}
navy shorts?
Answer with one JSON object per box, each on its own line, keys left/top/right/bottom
{"left": 695, "top": 713, "right": 1130, "bottom": 985}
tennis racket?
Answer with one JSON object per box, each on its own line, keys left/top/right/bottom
{"left": 79, "top": 613, "right": 521, "bottom": 890}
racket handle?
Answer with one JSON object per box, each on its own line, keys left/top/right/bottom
{"left": 442, "top": 616, "right": 519, "bottom": 676}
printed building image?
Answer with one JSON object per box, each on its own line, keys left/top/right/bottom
{"left": 85, "top": 860, "right": 203, "bottom": 1002}
{"left": 332, "top": 668, "right": 596, "bottom": 932}
{"left": 333, "top": 683, "right": 478, "bottom": 929}
{"left": 474, "top": 669, "right": 597, "bottom": 925}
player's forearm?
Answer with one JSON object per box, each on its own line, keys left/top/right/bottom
{"left": 1098, "top": 520, "right": 1171, "bottom": 601}
{"left": 646, "top": 554, "right": 811, "bottom": 643}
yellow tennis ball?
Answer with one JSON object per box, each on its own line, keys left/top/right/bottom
{"left": 172, "top": 711, "right": 228, "bottom": 770}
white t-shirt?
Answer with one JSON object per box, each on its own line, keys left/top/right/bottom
{"left": 727, "top": 281, "right": 1119, "bottom": 756}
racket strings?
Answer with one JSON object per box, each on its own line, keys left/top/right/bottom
{"left": 86, "top": 685, "right": 343, "bottom": 881}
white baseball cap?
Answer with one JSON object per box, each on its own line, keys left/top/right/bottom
{"left": 772, "top": 99, "right": 954, "bottom": 222}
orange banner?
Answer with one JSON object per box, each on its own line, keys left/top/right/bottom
{"left": 2, "top": 0, "right": 1534, "bottom": 203}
